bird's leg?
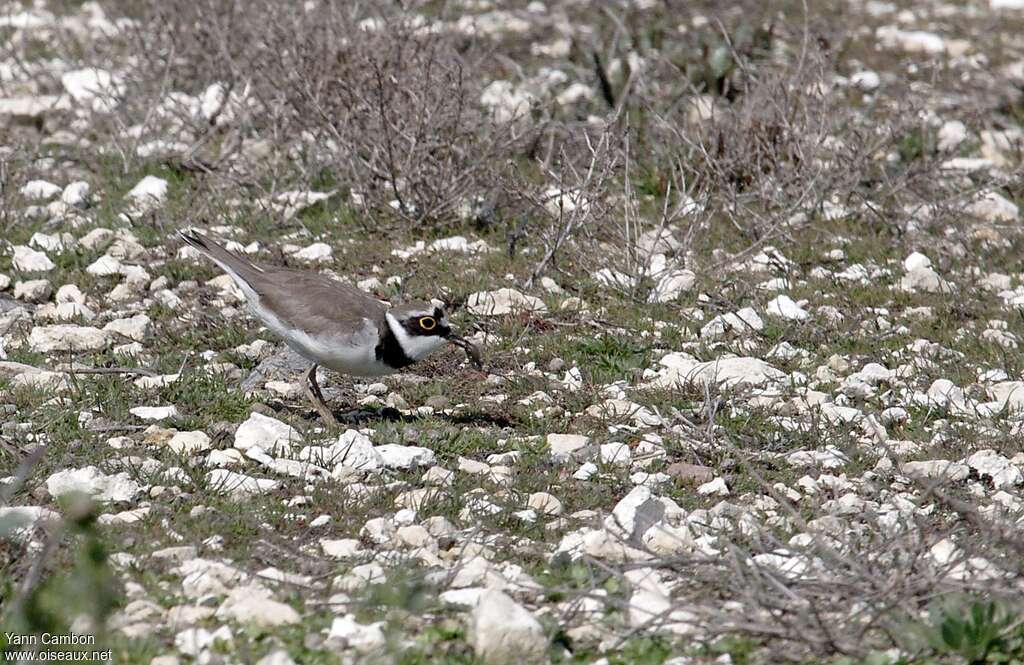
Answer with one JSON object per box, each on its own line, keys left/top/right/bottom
{"left": 303, "top": 364, "right": 337, "bottom": 426}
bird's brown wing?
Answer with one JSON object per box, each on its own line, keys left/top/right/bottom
{"left": 247, "top": 268, "right": 387, "bottom": 338}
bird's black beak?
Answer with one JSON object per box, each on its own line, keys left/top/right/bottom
{"left": 448, "top": 333, "right": 483, "bottom": 369}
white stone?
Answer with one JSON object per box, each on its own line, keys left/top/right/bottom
{"left": 903, "top": 460, "right": 969, "bottom": 482}
{"left": 626, "top": 568, "right": 697, "bottom": 635}
{"left": 0, "top": 506, "right": 60, "bottom": 541}
{"left": 326, "top": 614, "right": 386, "bottom": 654}
{"left": 0, "top": 95, "right": 70, "bottom": 120}
{"left": 600, "top": 442, "right": 631, "bottom": 465}
{"left": 876, "top": 26, "right": 945, "bottom": 54}
{"left": 766, "top": 295, "right": 809, "bottom": 321}
{"left": 303, "top": 429, "right": 382, "bottom": 471}
{"left": 469, "top": 590, "right": 547, "bottom": 665}
{"left": 46, "top": 466, "right": 141, "bottom": 503}
{"left": 967, "top": 190, "right": 1019, "bottom": 222}
{"left": 881, "top": 407, "right": 909, "bottom": 425}
{"left": 649, "top": 270, "right": 696, "bottom": 303}
{"left": 360, "top": 517, "right": 398, "bottom": 547}
{"left": 62, "top": 68, "right": 123, "bottom": 112}
{"left": 964, "top": 450, "right": 1022, "bottom": 489}
{"left": 62, "top": 181, "right": 91, "bottom": 208}
{"left": 255, "top": 651, "right": 296, "bottom": 665}
{"left": 375, "top": 444, "right": 436, "bottom": 469}
{"left": 291, "top": 243, "right": 332, "bottom": 262}
{"left": 130, "top": 406, "right": 179, "bottom": 421}
{"left": 697, "top": 477, "right": 729, "bottom": 496}
{"left": 938, "top": 121, "right": 968, "bottom": 151}
{"left": 206, "top": 469, "right": 280, "bottom": 495}
{"left": 86, "top": 254, "right": 122, "bottom": 276}
{"left": 167, "top": 431, "right": 211, "bottom": 455}
{"left": 14, "top": 279, "right": 52, "bottom": 302}
{"left": 125, "top": 176, "right": 168, "bottom": 207}
{"left": 479, "top": 80, "right": 534, "bottom": 123}
{"left": 901, "top": 267, "right": 949, "bottom": 293}
{"left": 21, "top": 180, "right": 61, "bottom": 200}
{"left": 174, "top": 626, "right": 233, "bottom": 657}
{"left": 320, "top": 538, "right": 363, "bottom": 559}
{"left": 215, "top": 584, "right": 300, "bottom": 627}
{"left": 700, "top": 307, "right": 763, "bottom": 337}
{"left": 850, "top": 70, "right": 880, "bottom": 91}
{"left": 12, "top": 245, "right": 55, "bottom": 272}
{"left": 56, "top": 284, "right": 85, "bottom": 304}
{"left": 234, "top": 412, "right": 302, "bottom": 453}
{"left": 30, "top": 232, "right": 72, "bottom": 253}
{"left": 178, "top": 558, "right": 246, "bottom": 599}
{"left": 29, "top": 324, "right": 110, "bottom": 352}
{"left": 526, "top": 492, "right": 562, "bottom": 515}
{"left": 786, "top": 446, "right": 851, "bottom": 467}
{"left": 103, "top": 314, "right": 151, "bottom": 341}
{"left": 467, "top": 288, "right": 547, "bottom": 316}
{"left": 650, "top": 354, "right": 784, "bottom": 390}
{"left": 573, "top": 462, "right": 598, "bottom": 480}
{"left": 903, "top": 252, "right": 931, "bottom": 271}
{"left": 547, "top": 433, "right": 589, "bottom": 459}
{"left": 607, "top": 486, "right": 664, "bottom": 541}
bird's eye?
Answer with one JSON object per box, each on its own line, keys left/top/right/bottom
{"left": 418, "top": 316, "right": 437, "bottom": 331}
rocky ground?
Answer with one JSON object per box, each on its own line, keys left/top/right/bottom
{"left": 2, "top": 1, "right": 1024, "bottom": 664}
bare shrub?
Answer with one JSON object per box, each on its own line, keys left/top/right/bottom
{"left": 61, "top": 1, "right": 527, "bottom": 228}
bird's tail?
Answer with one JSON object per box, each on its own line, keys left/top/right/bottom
{"left": 178, "top": 228, "right": 265, "bottom": 294}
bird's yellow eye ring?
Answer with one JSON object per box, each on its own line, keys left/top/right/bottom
{"left": 419, "top": 316, "right": 437, "bottom": 331}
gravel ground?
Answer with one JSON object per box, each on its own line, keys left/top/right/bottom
{"left": 2, "top": 1, "right": 1024, "bottom": 663}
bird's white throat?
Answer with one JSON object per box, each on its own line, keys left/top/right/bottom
{"left": 385, "top": 311, "right": 447, "bottom": 361}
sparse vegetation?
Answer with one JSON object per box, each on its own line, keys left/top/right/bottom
{"left": 2, "top": 0, "right": 1024, "bottom": 663}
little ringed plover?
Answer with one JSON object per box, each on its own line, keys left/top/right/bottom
{"left": 178, "top": 230, "right": 481, "bottom": 424}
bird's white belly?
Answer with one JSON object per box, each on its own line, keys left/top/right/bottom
{"left": 250, "top": 300, "right": 394, "bottom": 377}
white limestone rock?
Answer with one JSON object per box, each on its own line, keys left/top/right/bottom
{"left": 290, "top": 242, "right": 333, "bottom": 263}
{"left": 938, "top": 121, "right": 968, "bottom": 151}
{"left": 700, "top": 307, "right": 763, "bottom": 338}
{"left": 29, "top": 324, "right": 111, "bottom": 352}
{"left": 649, "top": 270, "right": 696, "bottom": 303}
{"left": 467, "top": 288, "right": 547, "bottom": 316}
{"left": 21, "top": 180, "right": 62, "bottom": 200}
{"left": 876, "top": 26, "right": 946, "bottom": 54}
{"left": 966, "top": 190, "right": 1019, "bottom": 222}
{"left": 62, "top": 181, "right": 91, "bottom": 208}
{"left": 125, "top": 175, "right": 168, "bottom": 210}
{"left": 903, "top": 460, "right": 970, "bottom": 482}
{"left": 964, "top": 450, "right": 1022, "bottom": 489}
{"left": 167, "top": 431, "right": 212, "bottom": 455}
{"left": 215, "top": 584, "right": 300, "bottom": 627}
{"left": 62, "top": 68, "right": 123, "bottom": 112}
{"left": 14, "top": 279, "right": 52, "bottom": 302}
{"left": 86, "top": 255, "right": 123, "bottom": 276}
{"left": 103, "top": 314, "right": 151, "bottom": 341}
{"left": 546, "top": 433, "right": 589, "bottom": 459}
{"left": 46, "top": 466, "right": 142, "bottom": 503}
{"left": 375, "top": 444, "right": 436, "bottom": 469}
{"left": 479, "top": 80, "right": 534, "bottom": 123}
{"left": 12, "top": 245, "right": 55, "bottom": 272}
{"left": 606, "top": 486, "right": 665, "bottom": 542}
{"left": 649, "top": 354, "right": 784, "bottom": 390}
{"left": 0, "top": 506, "right": 61, "bottom": 542}
{"left": 326, "top": 614, "right": 386, "bottom": 654}
{"left": 234, "top": 412, "right": 302, "bottom": 453}
{"left": 766, "top": 295, "right": 809, "bottom": 321}
{"left": 130, "top": 406, "right": 179, "bottom": 421}
{"left": 206, "top": 470, "right": 280, "bottom": 496}
{"left": 469, "top": 590, "right": 547, "bottom": 665}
